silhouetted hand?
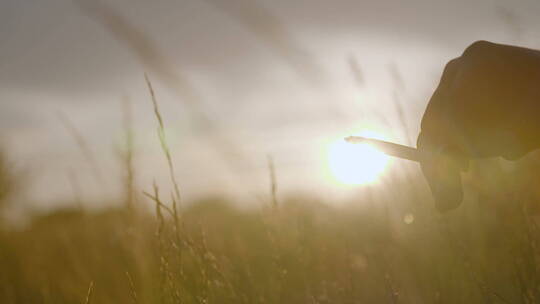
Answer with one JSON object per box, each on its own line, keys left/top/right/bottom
{"left": 417, "top": 40, "right": 540, "bottom": 212}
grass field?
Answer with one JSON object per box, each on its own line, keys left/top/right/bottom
{"left": 1, "top": 185, "right": 539, "bottom": 303}
{"left": 1, "top": 93, "right": 540, "bottom": 303}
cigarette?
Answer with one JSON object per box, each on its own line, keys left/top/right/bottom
{"left": 345, "top": 136, "right": 423, "bottom": 162}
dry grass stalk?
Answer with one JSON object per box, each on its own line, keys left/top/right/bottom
{"left": 198, "top": 225, "right": 237, "bottom": 301}
{"left": 261, "top": 165, "right": 287, "bottom": 303}
{"left": 267, "top": 155, "right": 278, "bottom": 211}
{"left": 144, "top": 74, "right": 182, "bottom": 209}
{"left": 144, "top": 75, "right": 189, "bottom": 296}
{"left": 125, "top": 271, "right": 138, "bottom": 304}
{"left": 143, "top": 182, "right": 182, "bottom": 303}
{"left": 84, "top": 281, "right": 94, "bottom": 304}
{"left": 144, "top": 184, "right": 234, "bottom": 301}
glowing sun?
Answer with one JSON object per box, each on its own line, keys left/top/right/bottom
{"left": 326, "top": 133, "right": 390, "bottom": 185}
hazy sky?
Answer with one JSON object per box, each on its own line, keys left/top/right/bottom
{"left": 1, "top": 0, "right": 540, "bottom": 209}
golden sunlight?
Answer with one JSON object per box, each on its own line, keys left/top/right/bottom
{"left": 326, "top": 133, "right": 391, "bottom": 185}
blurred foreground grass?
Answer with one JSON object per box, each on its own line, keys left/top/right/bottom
{"left": 1, "top": 186, "right": 539, "bottom": 303}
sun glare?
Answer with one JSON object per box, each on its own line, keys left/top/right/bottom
{"left": 326, "top": 133, "right": 391, "bottom": 185}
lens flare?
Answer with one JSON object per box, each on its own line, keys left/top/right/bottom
{"left": 326, "top": 134, "right": 390, "bottom": 185}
